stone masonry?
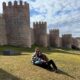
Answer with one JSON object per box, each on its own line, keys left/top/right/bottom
{"left": 33, "top": 22, "right": 48, "bottom": 47}
{"left": 0, "top": 16, "right": 7, "bottom": 45}
{"left": 3, "top": 1, "right": 31, "bottom": 47}
{"left": 49, "top": 29, "right": 60, "bottom": 48}
{"left": 61, "top": 34, "right": 72, "bottom": 48}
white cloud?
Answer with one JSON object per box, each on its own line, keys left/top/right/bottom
{"left": 27, "top": 0, "right": 80, "bottom": 37}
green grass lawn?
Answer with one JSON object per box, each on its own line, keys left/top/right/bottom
{"left": 0, "top": 46, "right": 80, "bottom": 80}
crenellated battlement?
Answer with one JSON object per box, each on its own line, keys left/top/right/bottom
{"left": 3, "top": 2, "right": 6, "bottom": 10}
{"left": 33, "top": 21, "right": 47, "bottom": 29}
{"left": 62, "top": 34, "right": 72, "bottom": 38}
{"left": 33, "top": 21, "right": 47, "bottom": 25}
{"left": 3, "top": 0, "right": 29, "bottom": 7}
{"left": 3, "top": 0, "right": 29, "bottom": 17}
{"left": 50, "top": 29, "right": 59, "bottom": 34}
{"left": 8, "top": 1, "right": 12, "bottom": 7}
{"left": 14, "top": 1, "right": 17, "bottom": 6}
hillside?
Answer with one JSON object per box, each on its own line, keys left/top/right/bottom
{"left": 0, "top": 47, "right": 80, "bottom": 80}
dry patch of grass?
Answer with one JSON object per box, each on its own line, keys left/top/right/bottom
{"left": 0, "top": 51, "right": 80, "bottom": 80}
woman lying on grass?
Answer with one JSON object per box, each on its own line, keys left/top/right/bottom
{"left": 31, "top": 47, "right": 58, "bottom": 72}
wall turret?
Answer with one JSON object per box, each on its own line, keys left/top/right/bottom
{"left": 33, "top": 21, "right": 48, "bottom": 47}
{"left": 61, "top": 34, "right": 72, "bottom": 48}
{"left": 2, "top": 0, "right": 31, "bottom": 48}
{"left": 49, "top": 29, "right": 60, "bottom": 48}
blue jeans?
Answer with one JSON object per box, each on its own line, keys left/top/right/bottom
{"left": 34, "top": 60, "right": 57, "bottom": 70}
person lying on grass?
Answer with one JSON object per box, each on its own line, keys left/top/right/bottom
{"left": 31, "top": 47, "right": 58, "bottom": 72}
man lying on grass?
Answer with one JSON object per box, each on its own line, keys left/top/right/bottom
{"left": 31, "top": 47, "right": 58, "bottom": 72}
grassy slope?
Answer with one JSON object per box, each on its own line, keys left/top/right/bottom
{"left": 0, "top": 46, "right": 80, "bottom": 80}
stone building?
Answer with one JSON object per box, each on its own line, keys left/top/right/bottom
{"left": 49, "top": 29, "right": 60, "bottom": 48}
{"left": 61, "top": 34, "right": 72, "bottom": 48}
{"left": 3, "top": 1, "right": 31, "bottom": 47}
{"left": 72, "top": 38, "right": 80, "bottom": 49}
{"left": 33, "top": 22, "right": 48, "bottom": 47}
{"left": 0, "top": 15, "right": 7, "bottom": 45}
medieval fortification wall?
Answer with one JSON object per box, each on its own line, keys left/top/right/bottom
{"left": 0, "top": 0, "right": 79, "bottom": 49}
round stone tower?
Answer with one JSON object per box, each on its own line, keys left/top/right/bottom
{"left": 49, "top": 29, "right": 60, "bottom": 48}
{"left": 33, "top": 21, "right": 48, "bottom": 47}
{"left": 62, "top": 34, "right": 72, "bottom": 48}
{"left": 3, "top": 0, "right": 31, "bottom": 48}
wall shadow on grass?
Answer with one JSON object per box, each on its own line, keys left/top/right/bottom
{"left": 56, "top": 69, "right": 75, "bottom": 79}
{"left": 33, "top": 65, "right": 75, "bottom": 79}
{"left": 0, "top": 69, "right": 21, "bottom": 80}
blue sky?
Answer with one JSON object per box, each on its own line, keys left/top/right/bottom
{"left": 0, "top": 0, "right": 80, "bottom": 37}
